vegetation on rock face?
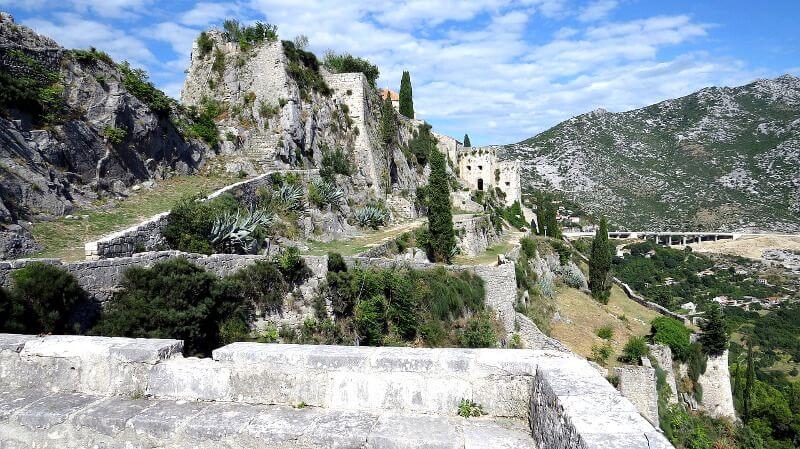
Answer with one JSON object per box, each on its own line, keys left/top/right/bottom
{"left": 319, "top": 145, "right": 353, "bottom": 182}
{"left": 0, "top": 49, "right": 67, "bottom": 126}
{"left": 162, "top": 193, "right": 240, "bottom": 254}
{"left": 196, "top": 31, "right": 214, "bottom": 57}
{"left": 407, "top": 122, "right": 434, "bottom": 166}
{"left": 118, "top": 62, "right": 172, "bottom": 116}
{"left": 502, "top": 201, "right": 528, "bottom": 230}
{"left": 650, "top": 316, "right": 692, "bottom": 361}
{"left": 221, "top": 19, "right": 278, "bottom": 51}
{"left": 535, "top": 199, "right": 561, "bottom": 238}
{"left": 187, "top": 97, "right": 222, "bottom": 146}
{"left": 424, "top": 145, "right": 456, "bottom": 262}
{"left": 589, "top": 217, "right": 612, "bottom": 303}
{"left": 398, "top": 70, "right": 414, "bottom": 119}
{"left": 282, "top": 40, "right": 331, "bottom": 100}
{"left": 621, "top": 335, "right": 650, "bottom": 363}
{"left": 322, "top": 51, "right": 380, "bottom": 88}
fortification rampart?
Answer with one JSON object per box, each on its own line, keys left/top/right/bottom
{"left": 0, "top": 333, "right": 673, "bottom": 449}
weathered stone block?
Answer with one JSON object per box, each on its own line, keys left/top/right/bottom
{"left": 366, "top": 414, "right": 462, "bottom": 449}
{"left": 71, "top": 396, "right": 151, "bottom": 436}
{"left": 16, "top": 393, "right": 97, "bottom": 430}
{"left": 127, "top": 400, "right": 208, "bottom": 438}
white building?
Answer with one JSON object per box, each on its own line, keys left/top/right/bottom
{"left": 456, "top": 146, "right": 521, "bottom": 207}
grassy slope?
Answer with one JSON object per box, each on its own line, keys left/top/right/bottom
{"left": 550, "top": 283, "right": 661, "bottom": 369}
{"left": 32, "top": 174, "right": 235, "bottom": 260}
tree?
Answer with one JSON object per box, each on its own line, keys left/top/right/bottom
{"left": 10, "top": 263, "right": 88, "bottom": 333}
{"left": 699, "top": 304, "right": 728, "bottom": 356}
{"left": 743, "top": 341, "right": 755, "bottom": 423}
{"left": 535, "top": 200, "right": 560, "bottom": 239}
{"left": 399, "top": 70, "right": 414, "bottom": 118}
{"left": 463, "top": 134, "right": 471, "bottom": 147}
{"left": 589, "top": 217, "right": 613, "bottom": 303}
{"left": 425, "top": 145, "right": 456, "bottom": 263}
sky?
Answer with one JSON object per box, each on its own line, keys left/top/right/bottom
{"left": 3, "top": 0, "right": 799, "bottom": 145}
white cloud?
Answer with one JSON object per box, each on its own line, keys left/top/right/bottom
{"left": 179, "top": 2, "right": 240, "bottom": 26}
{"left": 577, "top": 0, "right": 618, "bottom": 22}
{"left": 23, "top": 13, "right": 155, "bottom": 65}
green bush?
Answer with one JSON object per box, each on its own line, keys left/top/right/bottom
{"left": 10, "top": 263, "right": 88, "bottom": 334}
{"left": 622, "top": 336, "right": 650, "bottom": 363}
{"left": 162, "top": 193, "right": 239, "bottom": 253}
{"left": 520, "top": 237, "right": 537, "bottom": 259}
{"left": 687, "top": 343, "right": 707, "bottom": 382}
{"left": 596, "top": 325, "right": 614, "bottom": 340}
{"left": 0, "top": 51, "right": 67, "bottom": 126}
{"left": 196, "top": 31, "right": 214, "bottom": 57}
{"left": 0, "top": 286, "right": 28, "bottom": 333}
{"left": 503, "top": 201, "right": 528, "bottom": 230}
{"left": 92, "top": 258, "right": 251, "bottom": 356}
{"left": 319, "top": 146, "right": 353, "bottom": 181}
{"left": 591, "top": 343, "right": 613, "bottom": 365}
{"left": 118, "top": 62, "right": 172, "bottom": 115}
{"left": 457, "top": 399, "right": 485, "bottom": 418}
{"left": 188, "top": 97, "right": 222, "bottom": 146}
{"left": 650, "top": 316, "right": 692, "bottom": 361}
{"left": 355, "top": 294, "right": 387, "bottom": 345}
{"left": 222, "top": 19, "right": 278, "bottom": 50}
{"left": 322, "top": 51, "right": 380, "bottom": 88}
{"left": 101, "top": 125, "right": 127, "bottom": 145}
{"left": 225, "top": 261, "right": 287, "bottom": 314}
{"left": 282, "top": 40, "right": 330, "bottom": 100}
{"left": 276, "top": 247, "right": 312, "bottom": 285}
{"left": 461, "top": 311, "right": 497, "bottom": 348}
{"left": 327, "top": 252, "right": 347, "bottom": 273}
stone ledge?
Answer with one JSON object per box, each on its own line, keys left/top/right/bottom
{"left": 0, "top": 389, "right": 538, "bottom": 449}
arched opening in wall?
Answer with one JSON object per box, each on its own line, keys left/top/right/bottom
{"left": 477, "top": 178, "right": 484, "bottom": 191}
{"left": 389, "top": 159, "right": 399, "bottom": 187}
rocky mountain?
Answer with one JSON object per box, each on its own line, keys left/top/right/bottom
{"left": 0, "top": 13, "right": 213, "bottom": 257}
{"left": 503, "top": 75, "right": 800, "bottom": 233}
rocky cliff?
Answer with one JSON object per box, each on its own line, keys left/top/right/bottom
{"left": 0, "top": 14, "right": 213, "bottom": 257}
{"left": 503, "top": 75, "right": 800, "bottom": 232}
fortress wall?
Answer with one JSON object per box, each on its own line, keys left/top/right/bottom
{"left": 0, "top": 333, "right": 673, "bottom": 449}
{"left": 454, "top": 214, "right": 500, "bottom": 257}
{"left": 613, "top": 365, "right": 659, "bottom": 426}
{"left": 697, "top": 350, "right": 737, "bottom": 420}
{"left": 649, "top": 344, "right": 679, "bottom": 404}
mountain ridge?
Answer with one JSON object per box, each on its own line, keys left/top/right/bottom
{"left": 503, "top": 74, "right": 800, "bottom": 233}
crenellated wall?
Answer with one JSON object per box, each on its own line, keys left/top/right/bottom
{"left": 0, "top": 333, "right": 673, "bottom": 449}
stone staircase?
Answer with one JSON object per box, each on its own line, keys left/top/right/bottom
{"left": 240, "top": 133, "right": 279, "bottom": 171}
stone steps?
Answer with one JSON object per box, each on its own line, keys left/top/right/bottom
{"left": 0, "top": 389, "right": 537, "bottom": 449}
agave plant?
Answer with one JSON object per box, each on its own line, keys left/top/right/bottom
{"left": 274, "top": 183, "right": 305, "bottom": 212}
{"left": 309, "top": 178, "right": 345, "bottom": 208}
{"left": 211, "top": 208, "right": 274, "bottom": 253}
{"left": 353, "top": 205, "right": 388, "bottom": 229}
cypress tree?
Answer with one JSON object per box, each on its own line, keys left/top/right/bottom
{"left": 699, "top": 304, "right": 728, "bottom": 356}
{"left": 380, "top": 95, "right": 397, "bottom": 148}
{"left": 536, "top": 200, "right": 561, "bottom": 239}
{"left": 589, "top": 217, "right": 612, "bottom": 303}
{"left": 463, "top": 134, "right": 471, "bottom": 147}
{"left": 426, "top": 146, "right": 455, "bottom": 262}
{"left": 743, "top": 341, "right": 755, "bottom": 423}
{"left": 399, "top": 71, "right": 414, "bottom": 119}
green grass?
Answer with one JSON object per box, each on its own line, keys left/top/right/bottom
{"left": 304, "top": 218, "right": 425, "bottom": 257}
{"left": 454, "top": 241, "right": 513, "bottom": 266}
{"left": 31, "top": 174, "right": 235, "bottom": 260}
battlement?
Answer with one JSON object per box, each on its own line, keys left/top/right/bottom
{"left": 0, "top": 334, "right": 672, "bottom": 448}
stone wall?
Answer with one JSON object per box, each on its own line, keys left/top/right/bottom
{"left": 697, "top": 350, "right": 737, "bottom": 420}
{"left": 515, "top": 312, "right": 570, "bottom": 352}
{"left": 649, "top": 344, "right": 679, "bottom": 404}
{"left": 0, "top": 333, "right": 673, "bottom": 449}
{"left": 454, "top": 214, "right": 500, "bottom": 257}
{"left": 432, "top": 130, "right": 462, "bottom": 165}
{"left": 613, "top": 365, "right": 659, "bottom": 426}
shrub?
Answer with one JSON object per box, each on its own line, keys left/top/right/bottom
{"left": 276, "top": 247, "right": 312, "bottom": 285}
{"left": 698, "top": 304, "right": 727, "bottom": 356}
{"left": 591, "top": 343, "right": 613, "bottom": 365}
{"left": 118, "top": 62, "right": 172, "bottom": 115}
{"left": 0, "top": 52, "right": 67, "bottom": 126}
{"left": 354, "top": 294, "right": 387, "bottom": 345}
{"left": 101, "top": 125, "right": 126, "bottom": 145}
{"left": 222, "top": 19, "right": 278, "bottom": 50}
{"left": 162, "top": 193, "right": 238, "bottom": 254}
{"left": 327, "top": 252, "right": 347, "bottom": 273}
{"left": 319, "top": 146, "right": 353, "bottom": 181}
{"left": 0, "top": 287, "right": 28, "bottom": 333}
{"left": 225, "top": 261, "right": 288, "bottom": 314}
{"left": 196, "top": 31, "right": 214, "bottom": 57}
{"left": 322, "top": 51, "right": 380, "bottom": 88}
{"left": 520, "top": 237, "right": 537, "bottom": 259}
{"left": 10, "top": 263, "right": 87, "bottom": 334}
{"left": 650, "top": 316, "right": 692, "bottom": 361}
{"left": 425, "top": 142, "right": 455, "bottom": 262}
{"left": 210, "top": 208, "right": 273, "bottom": 253}
{"left": 188, "top": 97, "right": 222, "bottom": 146}
{"left": 687, "top": 342, "right": 707, "bottom": 382}
{"left": 596, "top": 325, "right": 614, "bottom": 340}
{"left": 559, "top": 263, "right": 587, "bottom": 289}
{"left": 461, "top": 311, "right": 497, "bottom": 348}
{"left": 622, "top": 336, "right": 650, "bottom": 363}
{"left": 212, "top": 48, "right": 226, "bottom": 77}
{"left": 503, "top": 201, "right": 528, "bottom": 230}
{"left": 282, "top": 40, "right": 330, "bottom": 99}
{"left": 93, "top": 258, "right": 251, "bottom": 355}
{"left": 407, "top": 123, "right": 434, "bottom": 166}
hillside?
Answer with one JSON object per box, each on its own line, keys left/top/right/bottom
{"left": 503, "top": 75, "right": 800, "bottom": 232}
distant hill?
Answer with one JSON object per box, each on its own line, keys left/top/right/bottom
{"left": 503, "top": 75, "right": 800, "bottom": 232}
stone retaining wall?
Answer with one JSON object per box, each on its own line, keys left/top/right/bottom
{"left": 613, "top": 365, "right": 659, "bottom": 426}
{"left": 0, "top": 334, "right": 673, "bottom": 449}
{"left": 697, "top": 350, "right": 737, "bottom": 420}
{"left": 455, "top": 214, "right": 500, "bottom": 257}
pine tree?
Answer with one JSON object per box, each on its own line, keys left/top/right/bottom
{"left": 743, "top": 341, "right": 755, "bottom": 423}
{"left": 589, "top": 217, "right": 612, "bottom": 303}
{"left": 699, "top": 304, "right": 728, "bottom": 356}
{"left": 399, "top": 71, "right": 414, "bottom": 119}
{"left": 426, "top": 146, "right": 455, "bottom": 262}
{"left": 463, "top": 134, "right": 471, "bottom": 147}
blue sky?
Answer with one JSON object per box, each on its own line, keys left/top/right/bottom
{"left": 3, "top": 0, "right": 798, "bottom": 145}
